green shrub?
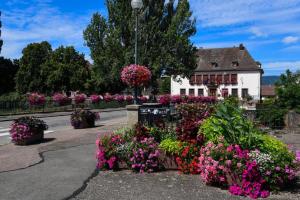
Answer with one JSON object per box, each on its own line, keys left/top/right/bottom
{"left": 199, "top": 101, "right": 261, "bottom": 149}
{"left": 159, "top": 138, "right": 182, "bottom": 155}
{"left": 257, "top": 99, "right": 287, "bottom": 129}
{"left": 257, "top": 134, "right": 295, "bottom": 164}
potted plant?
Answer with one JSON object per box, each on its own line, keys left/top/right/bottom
{"left": 52, "top": 93, "right": 71, "bottom": 106}
{"left": 71, "top": 109, "right": 100, "bottom": 129}
{"left": 9, "top": 117, "right": 48, "bottom": 145}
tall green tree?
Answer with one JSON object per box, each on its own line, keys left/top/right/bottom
{"left": 275, "top": 70, "right": 300, "bottom": 109}
{"left": 0, "top": 57, "right": 19, "bottom": 95}
{"left": 15, "top": 41, "right": 52, "bottom": 94}
{"left": 43, "top": 46, "right": 91, "bottom": 93}
{"left": 83, "top": 0, "right": 197, "bottom": 93}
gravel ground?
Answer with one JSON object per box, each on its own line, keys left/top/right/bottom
{"left": 71, "top": 170, "right": 300, "bottom": 200}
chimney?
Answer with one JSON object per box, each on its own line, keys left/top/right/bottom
{"left": 239, "top": 43, "right": 245, "bottom": 50}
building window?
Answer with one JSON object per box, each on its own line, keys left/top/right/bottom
{"left": 189, "top": 74, "right": 196, "bottom": 85}
{"left": 217, "top": 74, "right": 223, "bottom": 84}
{"left": 203, "top": 75, "right": 208, "bottom": 85}
{"left": 211, "top": 62, "right": 218, "bottom": 68}
{"left": 231, "top": 74, "right": 237, "bottom": 84}
{"left": 198, "top": 89, "right": 204, "bottom": 96}
{"left": 232, "top": 61, "right": 239, "bottom": 67}
{"left": 232, "top": 88, "right": 238, "bottom": 97}
{"left": 196, "top": 75, "right": 202, "bottom": 85}
{"left": 222, "top": 88, "right": 229, "bottom": 98}
{"left": 242, "top": 88, "right": 249, "bottom": 98}
{"left": 209, "top": 74, "right": 216, "bottom": 84}
{"left": 180, "top": 89, "right": 186, "bottom": 95}
{"left": 224, "top": 74, "right": 230, "bottom": 84}
{"left": 189, "top": 89, "right": 195, "bottom": 96}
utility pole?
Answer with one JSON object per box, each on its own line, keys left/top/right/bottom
{"left": 0, "top": 11, "right": 3, "bottom": 54}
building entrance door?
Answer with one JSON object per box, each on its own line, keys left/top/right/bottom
{"left": 209, "top": 89, "right": 217, "bottom": 97}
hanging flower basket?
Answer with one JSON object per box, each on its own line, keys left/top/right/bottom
{"left": 121, "top": 64, "right": 151, "bottom": 87}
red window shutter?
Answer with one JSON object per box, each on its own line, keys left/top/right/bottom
{"left": 196, "top": 75, "right": 202, "bottom": 85}
{"left": 217, "top": 75, "right": 222, "bottom": 84}
{"left": 210, "top": 74, "right": 216, "bottom": 84}
{"left": 231, "top": 74, "right": 237, "bottom": 84}
{"left": 224, "top": 74, "right": 230, "bottom": 84}
{"left": 203, "top": 75, "right": 208, "bottom": 85}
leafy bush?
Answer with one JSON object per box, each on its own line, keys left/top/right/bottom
{"left": 257, "top": 99, "right": 287, "bottom": 129}
{"left": 199, "top": 101, "right": 261, "bottom": 149}
{"left": 159, "top": 138, "right": 182, "bottom": 155}
{"left": 176, "top": 103, "right": 212, "bottom": 141}
{"left": 256, "top": 134, "right": 295, "bottom": 164}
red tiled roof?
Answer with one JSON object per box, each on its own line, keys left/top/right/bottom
{"left": 196, "top": 44, "right": 263, "bottom": 73}
{"left": 261, "top": 85, "right": 276, "bottom": 96}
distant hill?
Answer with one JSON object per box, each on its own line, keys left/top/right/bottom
{"left": 262, "top": 76, "right": 279, "bottom": 85}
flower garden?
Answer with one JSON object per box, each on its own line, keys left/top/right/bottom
{"left": 96, "top": 99, "right": 300, "bottom": 199}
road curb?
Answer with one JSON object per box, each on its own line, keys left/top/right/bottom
{"left": 0, "top": 108, "right": 126, "bottom": 122}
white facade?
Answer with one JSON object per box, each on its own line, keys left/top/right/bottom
{"left": 171, "top": 71, "right": 261, "bottom": 100}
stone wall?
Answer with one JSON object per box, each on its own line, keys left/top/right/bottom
{"left": 285, "top": 111, "right": 300, "bottom": 129}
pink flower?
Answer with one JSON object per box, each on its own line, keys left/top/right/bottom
{"left": 225, "top": 160, "right": 232, "bottom": 166}
{"left": 237, "top": 163, "right": 242, "bottom": 168}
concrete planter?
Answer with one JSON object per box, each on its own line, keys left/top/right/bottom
{"left": 14, "top": 130, "right": 44, "bottom": 146}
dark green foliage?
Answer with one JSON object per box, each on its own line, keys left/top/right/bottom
{"left": 15, "top": 42, "right": 90, "bottom": 94}
{"left": 14, "top": 116, "right": 48, "bottom": 131}
{"left": 43, "top": 46, "right": 91, "bottom": 93}
{"left": 83, "top": 0, "right": 197, "bottom": 93}
{"left": 15, "top": 41, "right": 52, "bottom": 94}
{"left": 257, "top": 99, "right": 287, "bottom": 129}
{"left": 0, "top": 57, "right": 19, "bottom": 95}
{"left": 275, "top": 70, "right": 300, "bottom": 110}
{"left": 159, "top": 77, "right": 171, "bottom": 94}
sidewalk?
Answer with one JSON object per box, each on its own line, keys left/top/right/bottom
{"left": 0, "top": 123, "right": 127, "bottom": 200}
{"left": 0, "top": 107, "right": 126, "bottom": 122}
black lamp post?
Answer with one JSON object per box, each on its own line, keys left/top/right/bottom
{"left": 131, "top": 0, "right": 143, "bottom": 104}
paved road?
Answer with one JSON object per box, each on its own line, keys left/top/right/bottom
{"left": 0, "top": 110, "right": 126, "bottom": 145}
{"left": 0, "top": 144, "right": 97, "bottom": 200}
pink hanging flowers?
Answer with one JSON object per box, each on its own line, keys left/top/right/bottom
{"left": 121, "top": 64, "right": 151, "bottom": 87}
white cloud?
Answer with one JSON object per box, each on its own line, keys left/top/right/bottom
{"left": 263, "top": 61, "right": 300, "bottom": 75}
{"left": 1, "top": 0, "right": 94, "bottom": 59}
{"left": 190, "top": 0, "right": 300, "bottom": 37}
{"left": 282, "top": 36, "right": 299, "bottom": 44}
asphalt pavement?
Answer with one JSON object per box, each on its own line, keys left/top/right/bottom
{"left": 0, "top": 109, "right": 126, "bottom": 145}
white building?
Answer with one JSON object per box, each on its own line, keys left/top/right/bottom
{"left": 171, "top": 44, "right": 263, "bottom": 100}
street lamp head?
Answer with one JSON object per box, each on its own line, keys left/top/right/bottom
{"left": 131, "top": 0, "right": 143, "bottom": 9}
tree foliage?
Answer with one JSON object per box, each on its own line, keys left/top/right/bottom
{"left": 0, "top": 57, "right": 19, "bottom": 95}
{"left": 16, "top": 42, "right": 90, "bottom": 94}
{"left": 16, "top": 41, "right": 52, "bottom": 94}
{"left": 275, "top": 70, "right": 300, "bottom": 110}
{"left": 43, "top": 46, "right": 91, "bottom": 93}
{"left": 83, "top": 0, "right": 197, "bottom": 93}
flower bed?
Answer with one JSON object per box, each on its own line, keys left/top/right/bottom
{"left": 71, "top": 109, "right": 100, "bottom": 129}
{"left": 28, "top": 93, "right": 46, "bottom": 106}
{"left": 52, "top": 93, "right": 71, "bottom": 106}
{"left": 9, "top": 116, "right": 48, "bottom": 145}
{"left": 95, "top": 100, "right": 300, "bottom": 199}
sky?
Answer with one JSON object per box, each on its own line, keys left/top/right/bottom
{"left": 0, "top": 0, "right": 300, "bottom": 76}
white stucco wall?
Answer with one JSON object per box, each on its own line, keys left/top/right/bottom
{"left": 171, "top": 72, "right": 261, "bottom": 100}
